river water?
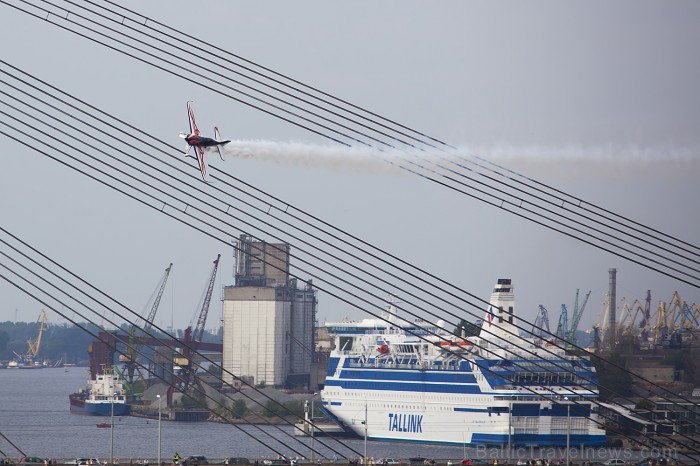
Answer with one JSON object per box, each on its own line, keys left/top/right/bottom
{"left": 0, "top": 368, "right": 469, "bottom": 462}
{"left": 0, "top": 368, "right": 692, "bottom": 464}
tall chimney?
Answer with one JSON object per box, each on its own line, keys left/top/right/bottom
{"left": 608, "top": 268, "right": 617, "bottom": 349}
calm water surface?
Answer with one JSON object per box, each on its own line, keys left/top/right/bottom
{"left": 1, "top": 369, "right": 693, "bottom": 463}
{"left": 0, "top": 368, "right": 467, "bottom": 461}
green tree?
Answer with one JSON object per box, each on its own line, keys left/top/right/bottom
{"left": 635, "top": 399, "right": 655, "bottom": 411}
{"left": 207, "top": 363, "right": 222, "bottom": 377}
{"left": 262, "top": 399, "right": 303, "bottom": 418}
{"left": 262, "top": 399, "right": 286, "bottom": 418}
{"left": 231, "top": 399, "right": 248, "bottom": 419}
{"left": 282, "top": 400, "right": 304, "bottom": 418}
{"left": 0, "top": 330, "right": 8, "bottom": 352}
{"left": 179, "top": 388, "right": 207, "bottom": 409}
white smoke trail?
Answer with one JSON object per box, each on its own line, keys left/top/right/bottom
{"left": 221, "top": 140, "right": 700, "bottom": 180}
{"left": 222, "top": 140, "right": 405, "bottom": 175}
{"left": 454, "top": 143, "right": 700, "bottom": 181}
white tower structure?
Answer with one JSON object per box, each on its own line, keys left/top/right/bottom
{"left": 480, "top": 278, "right": 518, "bottom": 342}
{"left": 222, "top": 236, "right": 316, "bottom": 388}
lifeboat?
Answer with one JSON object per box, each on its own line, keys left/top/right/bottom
{"left": 438, "top": 340, "right": 473, "bottom": 347}
{"left": 377, "top": 344, "right": 389, "bottom": 354}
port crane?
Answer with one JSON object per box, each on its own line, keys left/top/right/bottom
{"left": 120, "top": 263, "right": 173, "bottom": 399}
{"left": 618, "top": 291, "right": 651, "bottom": 344}
{"left": 554, "top": 289, "right": 590, "bottom": 348}
{"left": 13, "top": 310, "right": 49, "bottom": 365}
{"left": 566, "top": 289, "right": 591, "bottom": 348}
{"left": 531, "top": 305, "right": 551, "bottom": 340}
{"left": 556, "top": 304, "right": 568, "bottom": 342}
{"left": 167, "top": 254, "right": 220, "bottom": 406}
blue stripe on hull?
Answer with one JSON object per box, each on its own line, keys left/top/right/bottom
{"left": 470, "top": 433, "right": 606, "bottom": 447}
{"left": 324, "top": 379, "right": 482, "bottom": 393}
{"left": 339, "top": 369, "right": 477, "bottom": 384}
{"left": 70, "top": 402, "right": 129, "bottom": 416}
{"left": 368, "top": 434, "right": 606, "bottom": 447}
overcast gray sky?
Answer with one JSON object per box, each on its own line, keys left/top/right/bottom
{"left": 1, "top": 1, "right": 698, "bottom": 334}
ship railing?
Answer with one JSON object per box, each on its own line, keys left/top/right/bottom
{"left": 347, "top": 360, "right": 463, "bottom": 371}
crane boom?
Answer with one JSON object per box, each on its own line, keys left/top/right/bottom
{"left": 532, "top": 305, "right": 551, "bottom": 339}
{"left": 26, "top": 310, "right": 49, "bottom": 360}
{"left": 192, "top": 255, "right": 220, "bottom": 344}
{"left": 123, "top": 263, "right": 173, "bottom": 397}
{"left": 567, "top": 289, "right": 591, "bottom": 344}
{"left": 167, "top": 254, "right": 221, "bottom": 405}
{"left": 142, "top": 263, "right": 173, "bottom": 336}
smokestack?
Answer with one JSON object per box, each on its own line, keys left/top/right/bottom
{"left": 608, "top": 268, "right": 617, "bottom": 349}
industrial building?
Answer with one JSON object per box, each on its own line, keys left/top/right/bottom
{"left": 222, "top": 235, "right": 317, "bottom": 389}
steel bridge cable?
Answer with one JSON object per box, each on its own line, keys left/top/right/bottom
{"left": 2, "top": 104, "right": 696, "bottom": 456}
{"left": 72, "top": 0, "right": 700, "bottom": 261}
{"left": 0, "top": 104, "right": 439, "bottom": 460}
{"left": 1, "top": 70, "right": 700, "bottom": 434}
{"left": 0, "top": 431, "right": 25, "bottom": 458}
{"left": 6, "top": 0, "right": 700, "bottom": 287}
{"left": 2, "top": 66, "right": 696, "bottom": 422}
{"left": 97, "top": 0, "right": 445, "bottom": 151}
{"left": 0, "top": 1, "right": 352, "bottom": 147}
{"left": 1, "top": 228, "right": 696, "bottom": 456}
{"left": 1, "top": 229, "right": 693, "bottom": 460}
{"left": 62, "top": 0, "right": 422, "bottom": 152}
{"left": 0, "top": 259, "right": 349, "bottom": 460}
{"left": 4, "top": 0, "right": 700, "bottom": 282}
{"left": 0, "top": 233, "right": 356, "bottom": 459}
{"left": 5, "top": 0, "right": 700, "bottom": 444}
{"left": 33, "top": 0, "right": 700, "bottom": 276}
{"left": 0, "top": 81, "right": 684, "bottom": 422}
{"left": 0, "top": 225, "right": 360, "bottom": 457}
{"left": 17, "top": 0, "right": 375, "bottom": 148}
{"left": 8, "top": 0, "right": 695, "bottom": 284}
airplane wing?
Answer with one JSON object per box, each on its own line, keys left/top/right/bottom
{"left": 196, "top": 145, "right": 208, "bottom": 181}
{"left": 187, "top": 101, "right": 200, "bottom": 136}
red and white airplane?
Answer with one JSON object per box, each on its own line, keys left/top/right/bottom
{"left": 179, "top": 101, "right": 230, "bottom": 181}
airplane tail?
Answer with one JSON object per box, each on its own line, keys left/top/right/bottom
{"left": 214, "top": 126, "right": 227, "bottom": 161}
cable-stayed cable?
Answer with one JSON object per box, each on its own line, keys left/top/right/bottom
{"left": 2, "top": 62, "right": 696, "bottom": 426}
{"left": 1, "top": 61, "right": 697, "bottom": 424}
{"left": 2, "top": 0, "right": 699, "bottom": 290}
{"left": 1, "top": 221, "right": 695, "bottom": 459}
{"left": 0, "top": 230, "right": 362, "bottom": 460}
{"left": 64, "top": 0, "right": 700, "bottom": 263}
{"left": 1, "top": 68, "right": 700, "bottom": 452}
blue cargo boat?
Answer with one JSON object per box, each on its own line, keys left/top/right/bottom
{"left": 69, "top": 366, "right": 130, "bottom": 416}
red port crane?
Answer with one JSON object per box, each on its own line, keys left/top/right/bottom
{"left": 167, "top": 254, "right": 221, "bottom": 406}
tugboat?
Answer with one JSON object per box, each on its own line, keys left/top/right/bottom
{"left": 69, "top": 366, "right": 130, "bottom": 416}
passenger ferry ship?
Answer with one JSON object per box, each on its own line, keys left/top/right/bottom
{"left": 320, "top": 279, "right": 605, "bottom": 446}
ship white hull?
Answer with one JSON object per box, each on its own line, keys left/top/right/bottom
{"left": 322, "top": 392, "right": 605, "bottom": 446}
{"left": 321, "top": 279, "right": 606, "bottom": 447}
{"left": 322, "top": 362, "right": 605, "bottom": 446}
